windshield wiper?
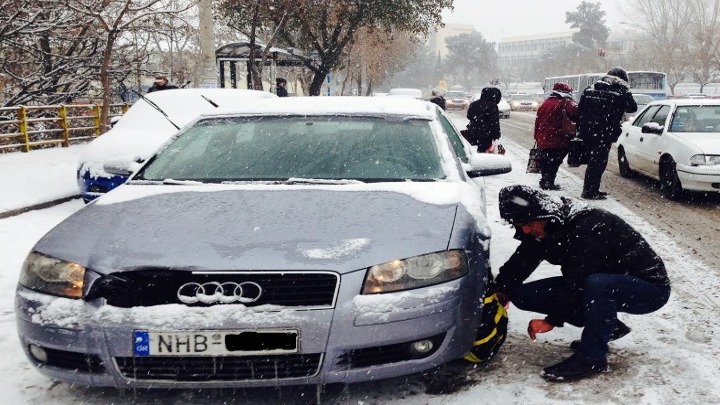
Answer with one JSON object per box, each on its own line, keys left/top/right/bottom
{"left": 131, "top": 90, "right": 180, "bottom": 130}
{"left": 201, "top": 94, "right": 219, "bottom": 107}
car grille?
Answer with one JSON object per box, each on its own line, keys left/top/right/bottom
{"left": 114, "top": 354, "right": 322, "bottom": 381}
{"left": 89, "top": 270, "right": 338, "bottom": 308}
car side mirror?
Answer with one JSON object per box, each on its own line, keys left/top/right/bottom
{"left": 641, "top": 122, "right": 664, "bottom": 134}
{"left": 103, "top": 158, "right": 138, "bottom": 177}
{"left": 465, "top": 153, "right": 512, "bottom": 177}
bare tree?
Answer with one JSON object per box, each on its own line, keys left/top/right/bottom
{"left": 688, "top": 0, "right": 720, "bottom": 92}
{"left": 66, "top": 0, "right": 194, "bottom": 127}
{"left": 0, "top": 1, "right": 104, "bottom": 106}
{"left": 626, "top": 0, "right": 694, "bottom": 95}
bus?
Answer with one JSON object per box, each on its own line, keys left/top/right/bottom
{"left": 543, "top": 71, "right": 668, "bottom": 100}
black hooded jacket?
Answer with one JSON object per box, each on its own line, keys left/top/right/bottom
{"left": 577, "top": 74, "right": 637, "bottom": 144}
{"left": 465, "top": 87, "right": 502, "bottom": 147}
{"left": 496, "top": 185, "right": 670, "bottom": 324}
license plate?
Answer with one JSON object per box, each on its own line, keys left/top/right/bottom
{"left": 133, "top": 330, "right": 298, "bottom": 356}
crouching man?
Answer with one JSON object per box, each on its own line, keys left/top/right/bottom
{"left": 494, "top": 185, "right": 671, "bottom": 381}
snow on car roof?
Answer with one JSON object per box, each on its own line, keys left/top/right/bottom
{"left": 205, "top": 96, "right": 438, "bottom": 118}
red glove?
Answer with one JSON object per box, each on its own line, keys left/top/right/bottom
{"left": 528, "top": 318, "right": 554, "bottom": 340}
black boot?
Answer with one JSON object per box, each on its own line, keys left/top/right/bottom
{"left": 541, "top": 353, "right": 608, "bottom": 381}
{"left": 570, "top": 320, "right": 631, "bottom": 351}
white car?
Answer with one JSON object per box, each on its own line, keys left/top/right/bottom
{"left": 77, "top": 88, "right": 277, "bottom": 202}
{"left": 617, "top": 99, "right": 720, "bottom": 199}
{"left": 498, "top": 98, "right": 511, "bottom": 118}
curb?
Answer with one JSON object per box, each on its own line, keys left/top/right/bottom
{"left": 0, "top": 195, "right": 81, "bottom": 219}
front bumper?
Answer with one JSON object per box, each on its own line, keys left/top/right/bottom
{"left": 16, "top": 270, "right": 483, "bottom": 388}
{"left": 677, "top": 165, "right": 720, "bottom": 192}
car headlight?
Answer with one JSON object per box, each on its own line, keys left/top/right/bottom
{"left": 361, "top": 250, "right": 468, "bottom": 294}
{"left": 19, "top": 252, "right": 85, "bottom": 298}
{"left": 689, "top": 154, "right": 720, "bottom": 166}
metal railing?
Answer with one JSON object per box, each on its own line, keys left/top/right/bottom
{"left": 0, "top": 103, "right": 129, "bottom": 153}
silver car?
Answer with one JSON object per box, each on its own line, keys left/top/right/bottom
{"left": 16, "top": 97, "right": 511, "bottom": 389}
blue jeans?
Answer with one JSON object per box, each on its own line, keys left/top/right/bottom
{"left": 508, "top": 274, "right": 670, "bottom": 360}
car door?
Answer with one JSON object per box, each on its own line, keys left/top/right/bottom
{"left": 620, "top": 105, "right": 661, "bottom": 173}
{"left": 635, "top": 104, "right": 672, "bottom": 176}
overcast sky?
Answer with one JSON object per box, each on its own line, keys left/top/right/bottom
{"left": 442, "top": 0, "right": 626, "bottom": 43}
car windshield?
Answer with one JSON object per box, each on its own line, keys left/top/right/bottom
{"left": 135, "top": 115, "right": 447, "bottom": 182}
{"left": 670, "top": 106, "right": 720, "bottom": 133}
{"left": 509, "top": 94, "right": 530, "bottom": 101}
{"left": 446, "top": 91, "right": 465, "bottom": 98}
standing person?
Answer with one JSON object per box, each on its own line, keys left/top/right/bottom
{"left": 276, "top": 77, "right": 289, "bottom": 97}
{"left": 430, "top": 89, "right": 446, "bottom": 110}
{"left": 464, "top": 87, "right": 502, "bottom": 153}
{"left": 493, "top": 185, "right": 671, "bottom": 381}
{"left": 534, "top": 82, "right": 578, "bottom": 190}
{"left": 147, "top": 75, "right": 178, "bottom": 93}
{"left": 577, "top": 67, "right": 637, "bottom": 200}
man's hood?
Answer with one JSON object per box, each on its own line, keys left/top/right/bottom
{"left": 595, "top": 75, "right": 630, "bottom": 91}
{"left": 33, "top": 186, "right": 462, "bottom": 275}
{"left": 498, "top": 185, "right": 591, "bottom": 225}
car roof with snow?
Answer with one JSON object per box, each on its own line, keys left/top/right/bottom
{"left": 204, "top": 96, "right": 439, "bottom": 118}
{"left": 649, "top": 99, "right": 720, "bottom": 107}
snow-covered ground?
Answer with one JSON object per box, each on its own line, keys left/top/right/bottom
{"left": 0, "top": 126, "right": 719, "bottom": 404}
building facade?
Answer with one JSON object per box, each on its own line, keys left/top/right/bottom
{"left": 497, "top": 32, "right": 574, "bottom": 82}
{"left": 428, "top": 23, "right": 476, "bottom": 60}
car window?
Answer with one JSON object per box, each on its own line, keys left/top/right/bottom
{"left": 671, "top": 106, "right": 720, "bottom": 132}
{"left": 436, "top": 111, "right": 468, "bottom": 163}
{"left": 651, "top": 105, "right": 671, "bottom": 126}
{"left": 633, "top": 105, "right": 661, "bottom": 127}
{"left": 137, "top": 116, "right": 447, "bottom": 182}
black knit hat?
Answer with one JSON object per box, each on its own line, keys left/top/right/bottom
{"left": 498, "top": 185, "right": 564, "bottom": 224}
{"left": 607, "top": 67, "right": 629, "bottom": 82}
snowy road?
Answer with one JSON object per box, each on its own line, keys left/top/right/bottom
{"left": 0, "top": 116, "right": 719, "bottom": 404}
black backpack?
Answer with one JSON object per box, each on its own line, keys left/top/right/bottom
{"left": 464, "top": 292, "right": 509, "bottom": 363}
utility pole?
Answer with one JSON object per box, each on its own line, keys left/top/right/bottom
{"left": 198, "top": 0, "right": 218, "bottom": 88}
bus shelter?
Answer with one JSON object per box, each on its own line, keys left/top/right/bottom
{"left": 215, "top": 42, "right": 306, "bottom": 91}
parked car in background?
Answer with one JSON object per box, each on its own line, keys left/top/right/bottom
{"left": 77, "top": 88, "right": 276, "bottom": 203}
{"left": 445, "top": 91, "right": 470, "bottom": 110}
{"left": 508, "top": 93, "right": 539, "bottom": 111}
{"left": 388, "top": 88, "right": 423, "bottom": 99}
{"left": 498, "top": 98, "right": 511, "bottom": 118}
{"left": 17, "top": 96, "right": 512, "bottom": 390}
{"left": 681, "top": 93, "right": 708, "bottom": 99}
{"left": 625, "top": 93, "right": 656, "bottom": 121}
{"left": 617, "top": 99, "right": 720, "bottom": 199}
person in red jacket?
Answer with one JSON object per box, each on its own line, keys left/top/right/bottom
{"left": 534, "top": 82, "right": 578, "bottom": 190}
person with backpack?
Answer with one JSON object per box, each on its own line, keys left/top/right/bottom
{"left": 493, "top": 185, "right": 671, "bottom": 381}
{"left": 534, "top": 82, "right": 578, "bottom": 190}
{"left": 464, "top": 87, "right": 502, "bottom": 153}
{"left": 576, "top": 67, "right": 637, "bottom": 199}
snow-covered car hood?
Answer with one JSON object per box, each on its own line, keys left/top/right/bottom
{"left": 33, "top": 185, "right": 463, "bottom": 275}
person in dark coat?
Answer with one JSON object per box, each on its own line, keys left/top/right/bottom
{"left": 534, "top": 82, "right": 578, "bottom": 190}
{"left": 494, "top": 185, "right": 671, "bottom": 381}
{"left": 430, "top": 90, "right": 446, "bottom": 110}
{"left": 577, "top": 67, "right": 637, "bottom": 199}
{"left": 276, "top": 77, "right": 289, "bottom": 97}
{"left": 147, "top": 75, "right": 178, "bottom": 93}
{"left": 465, "top": 87, "right": 502, "bottom": 152}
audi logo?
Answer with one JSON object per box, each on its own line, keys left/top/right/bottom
{"left": 177, "top": 281, "right": 263, "bottom": 305}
